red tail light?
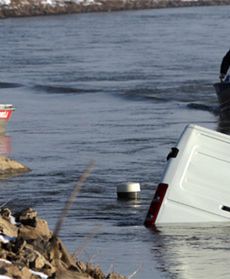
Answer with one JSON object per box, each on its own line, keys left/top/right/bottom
{"left": 144, "top": 183, "right": 168, "bottom": 228}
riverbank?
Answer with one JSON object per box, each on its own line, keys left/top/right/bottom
{"left": 0, "top": 207, "right": 126, "bottom": 279}
{"left": 0, "top": 0, "right": 230, "bottom": 18}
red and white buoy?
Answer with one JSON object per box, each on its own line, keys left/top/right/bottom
{"left": 0, "top": 104, "right": 15, "bottom": 133}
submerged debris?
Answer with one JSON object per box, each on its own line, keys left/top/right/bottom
{"left": 0, "top": 208, "right": 126, "bottom": 279}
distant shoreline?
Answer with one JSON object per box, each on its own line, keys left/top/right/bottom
{"left": 0, "top": 0, "right": 230, "bottom": 18}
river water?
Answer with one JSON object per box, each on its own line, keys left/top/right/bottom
{"left": 0, "top": 5, "right": 230, "bottom": 279}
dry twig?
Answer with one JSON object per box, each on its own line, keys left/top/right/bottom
{"left": 53, "top": 161, "right": 95, "bottom": 239}
{"left": 74, "top": 224, "right": 101, "bottom": 257}
{"left": 127, "top": 264, "right": 143, "bottom": 279}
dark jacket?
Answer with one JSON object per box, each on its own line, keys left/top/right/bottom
{"left": 220, "top": 49, "right": 230, "bottom": 76}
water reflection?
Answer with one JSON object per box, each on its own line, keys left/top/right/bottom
{"left": 0, "top": 134, "right": 11, "bottom": 155}
{"left": 150, "top": 225, "right": 230, "bottom": 279}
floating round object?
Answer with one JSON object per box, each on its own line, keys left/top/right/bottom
{"left": 117, "top": 182, "right": 141, "bottom": 200}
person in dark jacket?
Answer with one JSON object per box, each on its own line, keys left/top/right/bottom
{"left": 220, "top": 49, "right": 230, "bottom": 82}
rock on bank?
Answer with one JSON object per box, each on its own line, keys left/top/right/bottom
{"left": 0, "top": 0, "right": 230, "bottom": 17}
{"left": 0, "top": 207, "right": 126, "bottom": 279}
{"left": 0, "top": 156, "right": 30, "bottom": 176}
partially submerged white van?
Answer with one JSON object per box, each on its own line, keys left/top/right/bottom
{"left": 144, "top": 124, "right": 230, "bottom": 227}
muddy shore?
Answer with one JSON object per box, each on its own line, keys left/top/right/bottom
{"left": 0, "top": 0, "right": 230, "bottom": 18}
